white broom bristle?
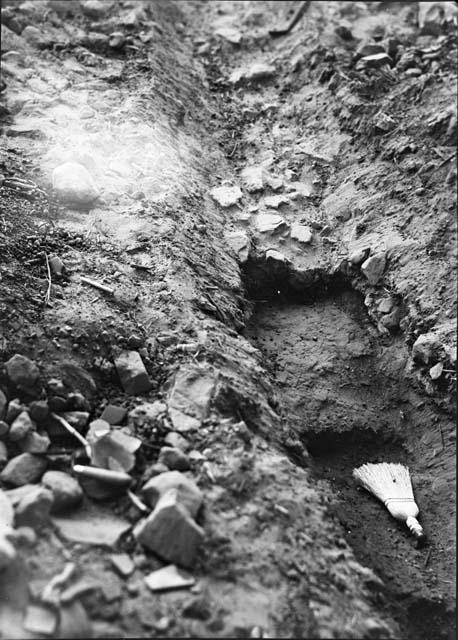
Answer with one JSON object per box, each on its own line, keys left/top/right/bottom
{"left": 352, "top": 462, "right": 414, "bottom": 503}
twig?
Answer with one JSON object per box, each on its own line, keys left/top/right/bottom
{"left": 269, "top": 0, "right": 310, "bottom": 37}
{"left": 51, "top": 413, "right": 91, "bottom": 457}
{"left": 80, "top": 276, "right": 114, "bottom": 295}
{"left": 44, "top": 253, "right": 52, "bottom": 305}
{"left": 127, "top": 490, "right": 149, "bottom": 513}
{"left": 424, "top": 548, "right": 432, "bottom": 568}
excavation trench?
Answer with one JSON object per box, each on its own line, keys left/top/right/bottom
{"left": 243, "top": 262, "right": 456, "bottom": 640}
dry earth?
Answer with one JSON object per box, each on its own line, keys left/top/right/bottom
{"left": 0, "top": 1, "right": 456, "bottom": 639}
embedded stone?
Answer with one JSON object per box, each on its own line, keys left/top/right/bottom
{"left": 412, "top": 333, "right": 443, "bottom": 365}
{"left": 255, "top": 213, "right": 288, "bottom": 234}
{"left": 42, "top": 470, "right": 83, "bottom": 512}
{"left": 5, "top": 354, "right": 40, "bottom": 389}
{"left": 134, "top": 489, "right": 205, "bottom": 568}
{"left": 361, "top": 253, "right": 386, "bottom": 285}
{"left": 210, "top": 185, "right": 243, "bottom": 207}
{"left": 5, "top": 398, "right": 25, "bottom": 424}
{"left": 164, "top": 432, "right": 191, "bottom": 452}
{"left": 141, "top": 470, "right": 203, "bottom": 518}
{"left": 128, "top": 401, "right": 167, "bottom": 429}
{"left": 114, "top": 351, "right": 152, "bottom": 395}
{"left": 158, "top": 447, "right": 190, "bottom": 472}
{"left": 52, "top": 162, "right": 99, "bottom": 205}
{"left": 290, "top": 223, "right": 313, "bottom": 244}
{"left": 8, "top": 485, "right": 54, "bottom": 528}
{"left": 18, "top": 430, "right": 50, "bottom": 454}
{"left": 230, "top": 62, "right": 276, "bottom": 84}
{"left": 241, "top": 166, "right": 264, "bottom": 192}
{"left": 28, "top": 400, "right": 49, "bottom": 425}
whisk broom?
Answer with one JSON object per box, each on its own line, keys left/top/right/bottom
{"left": 353, "top": 462, "right": 426, "bottom": 545}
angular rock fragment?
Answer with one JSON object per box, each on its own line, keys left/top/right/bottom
{"left": 18, "top": 430, "right": 50, "bottom": 454}
{"left": 100, "top": 404, "right": 127, "bottom": 425}
{"left": 141, "top": 470, "right": 203, "bottom": 518}
{"left": 23, "top": 603, "right": 58, "bottom": 636}
{"left": 164, "top": 431, "right": 190, "bottom": 452}
{"left": 230, "top": 62, "right": 275, "bottom": 84}
{"left": 42, "top": 470, "right": 83, "bottom": 512}
{"left": 134, "top": 489, "right": 205, "bottom": 567}
{"left": 412, "top": 333, "right": 443, "bottom": 365}
{"left": 241, "top": 166, "right": 264, "bottom": 192}
{"left": 266, "top": 249, "right": 288, "bottom": 264}
{"left": 158, "top": 446, "right": 191, "bottom": 472}
{"left": 52, "top": 162, "right": 99, "bottom": 205}
{"left": 361, "top": 253, "right": 386, "bottom": 285}
{"left": 214, "top": 26, "right": 242, "bottom": 44}
{"left": 144, "top": 564, "right": 195, "bottom": 592}
{"left": 255, "top": 213, "right": 288, "bottom": 234}
{"left": 60, "top": 411, "right": 90, "bottom": 431}
{"left": 5, "top": 354, "right": 40, "bottom": 389}
{"left": 210, "top": 185, "right": 243, "bottom": 207}
{"left": 28, "top": 400, "right": 49, "bottom": 425}
{"left": 52, "top": 504, "right": 131, "bottom": 546}
{"left": 168, "top": 368, "right": 216, "bottom": 433}
{"left": 60, "top": 364, "right": 97, "bottom": 398}
{"left": 263, "top": 194, "right": 289, "bottom": 209}
{"left": 9, "top": 411, "right": 34, "bottom": 442}
{"left": 109, "top": 553, "right": 134, "bottom": 578}
{"left": 114, "top": 351, "right": 152, "bottom": 395}
{"left": 1, "top": 453, "right": 47, "bottom": 486}
{"left": 226, "top": 230, "right": 250, "bottom": 263}
{"left": 290, "top": 223, "right": 313, "bottom": 245}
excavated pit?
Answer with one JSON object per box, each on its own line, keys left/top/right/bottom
{"left": 243, "top": 261, "right": 456, "bottom": 640}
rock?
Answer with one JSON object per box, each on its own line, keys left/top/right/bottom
{"left": 0, "top": 421, "right": 9, "bottom": 439}
{"left": 114, "top": 351, "right": 152, "bottom": 395}
{"left": 9, "top": 412, "right": 35, "bottom": 442}
{"left": 230, "top": 62, "right": 275, "bottom": 84}
{"left": 128, "top": 401, "right": 167, "bottom": 429}
{"left": 19, "top": 430, "right": 50, "bottom": 454}
{"left": 290, "top": 223, "right": 313, "bottom": 245}
{"left": 361, "top": 253, "right": 386, "bottom": 285}
{"left": 48, "top": 255, "right": 65, "bottom": 276}
{"left": 210, "top": 185, "right": 242, "bottom": 207}
{"left": 144, "top": 564, "right": 195, "bottom": 592}
{"left": 214, "top": 26, "right": 242, "bottom": 44}
{"left": 52, "top": 503, "right": 131, "bottom": 546}
{"left": 141, "top": 470, "right": 203, "bottom": 518}
{"left": 380, "top": 307, "right": 401, "bottom": 330}
{"left": 429, "top": 362, "right": 443, "bottom": 380}
{"left": 241, "top": 166, "right": 264, "bottom": 192}
{"left": 60, "top": 364, "right": 97, "bottom": 398}
{"left": 5, "top": 398, "right": 25, "bottom": 425}
{"left": 263, "top": 194, "right": 289, "bottom": 209}
{"left": 144, "top": 462, "right": 170, "bottom": 480}
{"left": 109, "top": 553, "right": 134, "bottom": 578}
{"left": 23, "top": 604, "right": 58, "bottom": 636}
{"left": 419, "top": 1, "right": 458, "bottom": 35}
{"left": 48, "top": 378, "right": 66, "bottom": 396}
{"left": 28, "top": 400, "right": 49, "bottom": 425}
{"left": 266, "top": 249, "right": 288, "bottom": 264}
{"left": 355, "top": 42, "right": 386, "bottom": 59}
{"left": 0, "top": 453, "right": 47, "bottom": 486}
{"left": 5, "top": 354, "right": 40, "bottom": 389}
{"left": 60, "top": 411, "right": 90, "bottom": 431}
{"left": 358, "top": 53, "right": 392, "bottom": 69}
{"left": 255, "top": 213, "right": 288, "bottom": 234}
{"left": 168, "top": 368, "right": 216, "bottom": 433}
{"left": 52, "top": 162, "right": 99, "bottom": 206}
{"left": 226, "top": 230, "right": 250, "bottom": 263}
{"left": 0, "top": 390, "right": 7, "bottom": 421}
{"left": 21, "top": 25, "right": 51, "bottom": 49}
{"left": 158, "top": 447, "right": 191, "bottom": 472}
{"left": 1, "top": 25, "right": 27, "bottom": 53}
{"left": 48, "top": 396, "right": 70, "bottom": 413}
{"left": 134, "top": 489, "right": 205, "bottom": 567}
{"left": 108, "top": 32, "right": 125, "bottom": 49}
{"left": 42, "top": 471, "right": 83, "bottom": 512}
{"left": 377, "top": 298, "right": 394, "bottom": 314}
{"left": 335, "top": 25, "right": 353, "bottom": 41}
{"left": 182, "top": 595, "right": 212, "bottom": 620}
{"left": 67, "top": 393, "right": 91, "bottom": 412}
{"left": 164, "top": 432, "right": 190, "bottom": 452}
{"left": 0, "top": 441, "right": 7, "bottom": 465}
{"left": 412, "top": 333, "right": 443, "bottom": 365}
{"left": 100, "top": 404, "right": 127, "bottom": 425}
{"left": 349, "top": 248, "right": 368, "bottom": 265}
{"left": 81, "top": 0, "right": 113, "bottom": 18}
{"left": 12, "top": 485, "right": 54, "bottom": 528}
{"left": 89, "top": 430, "right": 139, "bottom": 472}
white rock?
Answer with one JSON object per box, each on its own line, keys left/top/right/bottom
{"left": 52, "top": 162, "right": 99, "bottom": 205}
{"left": 226, "top": 230, "right": 250, "bottom": 263}
{"left": 263, "top": 194, "right": 289, "bottom": 209}
{"left": 144, "top": 564, "right": 194, "bottom": 592}
{"left": 412, "top": 333, "right": 443, "bottom": 364}
{"left": 214, "top": 27, "right": 242, "bottom": 44}
{"left": 290, "top": 223, "right": 313, "bottom": 244}
{"left": 230, "top": 62, "right": 275, "bottom": 84}
{"left": 255, "top": 213, "right": 288, "bottom": 234}
{"left": 241, "top": 166, "right": 264, "bottom": 192}
{"left": 266, "top": 249, "right": 287, "bottom": 264}
{"left": 210, "top": 185, "right": 242, "bottom": 207}
{"left": 361, "top": 253, "right": 386, "bottom": 285}
{"left": 429, "top": 362, "right": 443, "bottom": 380}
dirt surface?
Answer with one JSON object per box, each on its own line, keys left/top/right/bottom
{"left": 0, "top": 0, "right": 456, "bottom": 638}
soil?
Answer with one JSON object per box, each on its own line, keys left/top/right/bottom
{"left": 0, "top": 1, "right": 456, "bottom": 639}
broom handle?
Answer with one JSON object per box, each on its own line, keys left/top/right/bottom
{"left": 406, "top": 516, "right": 426, "bottom": 543}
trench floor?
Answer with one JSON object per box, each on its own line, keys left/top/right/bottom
{"left": 245, "top": 289, "right": 456, "bottom": 640}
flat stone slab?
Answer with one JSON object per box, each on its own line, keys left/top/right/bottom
{"left": 144, "top": 564, "right": 195, "bottom": 592}
{"left": 52, "top": 503, "right": 131, "bottom": 546}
